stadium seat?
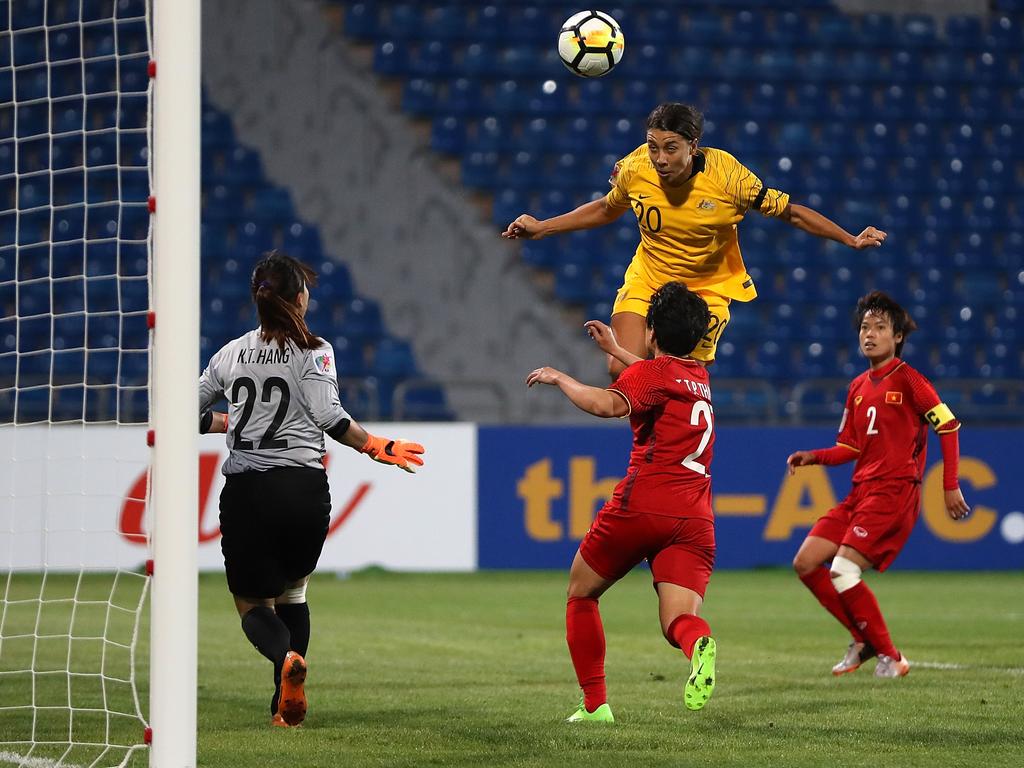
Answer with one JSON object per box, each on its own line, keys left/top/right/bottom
{"left": 403, "top": 78, "right": 439, "bottom": 116}
{"left": 395, "top": 383, "right": 455, "bottom": 421}
{"left": 345, "top": 3, "right": 379, "bottom": 41}
{"left": 554, "top": 262, "right": 592, "bottom": 304}
{"left": 371, "top": 337, "right": 419, "bottom": 379}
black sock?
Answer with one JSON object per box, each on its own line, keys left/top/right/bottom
{"left": 240, "top": 606, "right": 291, "bottom": 715}
{"left": 275, "top": 602, "right": 311, "bottom": 657}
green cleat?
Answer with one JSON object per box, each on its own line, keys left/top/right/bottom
{"left": 684, "top": 636, "right": 717, "bottom": 711}
{"left": 565, "top": 697, "right": 615, "bottom": 723}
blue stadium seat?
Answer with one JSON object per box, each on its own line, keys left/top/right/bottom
{"left": 403, "top": 78, "right": 439, "bottom": 116}
{"left": 341, "top": 297, "right": 384, "bottom": 342}
{"left": 471, "top": 5, "right": 509, "bottom": 42}
{"left": 987, "top": 14, "right": 1023, "bottom": 51}
{"left": 554, "top": 262, "right": 592, "bottom": 304}
{"left": 246, "top": 187, "right": 294, "bottom": 222}
{"left": 575, "top": 78, "right": 611, "bottom": 117}
{"left": 633, "top": 8, "right": 682, "bottom": 44}
{"left": 684, "top": 11, "right": 724, "bottom": 44}
{"left": 329, "top": 335, "right": 367, "bottom": 378}
{"left": 373, "top": 40, "right": 410, "bottom": 76}
{"left": 397, "top": 383, "right": 455, "bottom": 421}
{"left": 277, "top": 221, "right": 322, "bottom": 262}
{"left": 409, "top": 40, "right": 454, "bottom": 77}
{"left": 461, "top": 151, "right": 499, "bottom": 189}
{"left": 371, "top": 337, "right": 419, "bottom": 379}
{"left": 815, "top": 14, "right": 855, "bottom": 47}
{"left": 431, "top": 114, "right": 466, "bottom": 155}
{"left": 423, "top": 5, "right": 464, "bottom": 41}
{"left": 385, "top": 4, "right": 422, "bottom": 40}
{"left": 234, "top": 220, "right": 275, "bottom": 261}
{"left": 345, "top": 3, "right": 379, "bottom": 41}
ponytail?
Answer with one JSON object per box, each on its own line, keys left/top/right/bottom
{"left": 250, "top": 251, "right": 323, "bottom": 351}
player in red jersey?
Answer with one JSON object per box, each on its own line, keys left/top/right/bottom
{"left": 788, "top": 291, "right": 970, "bottom": 678}
{"left": 526, "top": 281, "right": 718, "bottom": 721}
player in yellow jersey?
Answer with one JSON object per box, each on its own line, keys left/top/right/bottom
{"left": 502, "top": 103, "right": 888, "bottom": 377}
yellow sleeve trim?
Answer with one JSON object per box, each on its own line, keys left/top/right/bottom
{"left": 925, "top": 402, "right": 957, "bottom": 432}
{"left": 606, "top": 388, "right": 632, "bottom": 418}
{"left": 836, "top": 441, "right": 860, "bottom": 453}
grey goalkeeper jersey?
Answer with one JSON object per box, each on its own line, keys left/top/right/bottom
{"left": 198, "top": 329, "right": 351, "bottom": 474}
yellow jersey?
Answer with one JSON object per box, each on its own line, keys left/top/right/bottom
{"left": 605, "top": 145, "right": 790, "bottom": 302}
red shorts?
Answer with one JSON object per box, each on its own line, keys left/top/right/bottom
{"left": 808, "top": 479, "right": 921, "bottom": 572}
{"left": 579, "top": 504, "right": 716, "bottom": 597}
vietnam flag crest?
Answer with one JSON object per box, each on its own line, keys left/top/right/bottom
{"left": 885, "top": 391, "right": 903, "bottom": 405}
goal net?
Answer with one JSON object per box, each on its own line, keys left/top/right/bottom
{"left": 1, "top": 1, "right": 156, "bottom": 765}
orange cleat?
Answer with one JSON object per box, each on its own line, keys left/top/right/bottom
{"left": 271, "top": 713, "right": 297, "bottom": 728}
{"left": 277, "top": 651, "right": 308, "bottom": 726}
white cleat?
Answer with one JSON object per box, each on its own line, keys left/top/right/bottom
{"left": 874, "top": 653, "right": 911, "bottom": 678}
{"left": 832, "top": 641, "right": 876, "bottom": 676}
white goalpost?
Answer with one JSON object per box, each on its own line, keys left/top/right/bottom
{"left": 0, "top": 1, "right": 199, "bottom": 766}
{"left": 149, "top": 0, "right": 199, "bottom": 766}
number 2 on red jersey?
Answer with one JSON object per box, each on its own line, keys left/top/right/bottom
{"left": 681, "top": 400, "right": 714, "bottom": 476}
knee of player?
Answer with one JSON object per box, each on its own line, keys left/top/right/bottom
{"left": 566, "top": 582, "right": 599, "bottom": 600}
{"left": 276, "top": 581, "right": 308, "bottom": 605}
{"left": 829, "top": 556, "right": 863, "bottom": 593}
{"left": 792, "top": 553, "right": 817, "bottom": 576}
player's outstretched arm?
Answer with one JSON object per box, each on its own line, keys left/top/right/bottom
{"left": 328, "top": 417, "right": 425, "bottom": 473}
{"left": 780, "top": 203, "right": 886, "bottom": 250}
{"left": 584, "top": 320, "right": 643, "bottom": 368}
{"left": 788, "top": 444, "right": 859, "bottom": 473}
{"left": 502, "top": 198, "right": 624, "bottom": 240}
{"left": 526, "top": 366, "right": 628, "bottom": 418}
{"left": 786, "top": 450, "right": 817, "bottom": 475}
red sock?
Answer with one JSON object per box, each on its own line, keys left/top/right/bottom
{"left": 799, "top": 566, "right": 866, "bottom": 643}
{"left": 565, "top": 597, "right": 606, "bottom": 712}
{"left": 666, "top": 613, "right": 711, "bottom": 658}
{"left": 836, "top": 581, "right": 898, "bottom": 659}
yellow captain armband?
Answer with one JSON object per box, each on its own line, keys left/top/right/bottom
{"left": 925, "top": 402, "right": 958, "bottom": 432}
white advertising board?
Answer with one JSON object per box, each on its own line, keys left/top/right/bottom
{"left": 0, "top": 424, "right": 477, "bottom": 573}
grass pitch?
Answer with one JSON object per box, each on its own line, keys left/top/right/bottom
{"left": 195, "top": 569, "right": 1022, "bottom": 768}
{"left": 2, "top": 569, "right": 1022, "bottom": 767}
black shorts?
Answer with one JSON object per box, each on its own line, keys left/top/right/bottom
{"left": 219, "top": 466, "right": 331, "bottom": 599}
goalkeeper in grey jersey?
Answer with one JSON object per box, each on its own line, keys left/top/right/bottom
{"left": 198, "top": 251, "right": 425, "bottom": 728}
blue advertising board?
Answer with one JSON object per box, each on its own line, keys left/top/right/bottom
{"left": 477, "top": 426, "right": 1024, "bottom": 570}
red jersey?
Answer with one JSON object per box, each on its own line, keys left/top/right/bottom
{"left": 835, "top": 358, "right": 959, "bottom": 484}
{"left": 606, "top": 356, "right": 714, "bottom": 519}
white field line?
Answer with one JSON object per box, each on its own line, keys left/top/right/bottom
{"left": 0, "top": 751, "right": 86, "bottom": 768}
{"left": 911, "top": 660, "right": 1024, "bottom": 675}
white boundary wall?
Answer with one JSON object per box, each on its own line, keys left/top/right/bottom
{"left": 0, "top": 425, "right": 477, "bottom": 573}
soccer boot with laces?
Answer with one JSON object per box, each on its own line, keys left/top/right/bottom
{"left": 832, "top": 641, "right": 877, "bottom": 676}
{"left": 684, "top": 635, "right": 716, "bottom": 711}
{"left": 874, "top": 652, "right": 911, "bottom": 678}
{"left": 277, "top": 651, "right": 308, "bottom": 725}
{"left": 565, "top": 696, "right": 615, "bottom": 723}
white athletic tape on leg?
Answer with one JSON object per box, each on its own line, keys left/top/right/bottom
{"left": 276, "top": 583, "right": 308, "bottom": 604}
{"left": 830, "top": 555, "right": 863, "bottom": 593}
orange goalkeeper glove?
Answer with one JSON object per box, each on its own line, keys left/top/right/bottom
{"left": 360, "top": 434, "right": 425, "bottom": 473}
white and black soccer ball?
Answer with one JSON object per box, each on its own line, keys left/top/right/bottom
{"left": 557, "top": 10, "right": 624, "bottom": 78}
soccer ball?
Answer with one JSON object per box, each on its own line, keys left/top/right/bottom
{"left": 557, "top": 10, "right": 624, "bottom": 78}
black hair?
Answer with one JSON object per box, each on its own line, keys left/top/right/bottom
{"left": 646, "top": 281, "right": 711, "bottom": 357}
{"left": 645, "top": 103, "right": 704, "bottom": 141}
{"left": 250, "top": 250, "right": 322, "bottom": 351}
{"left": 855, "top": 290, "right": 917, "bottom": 357}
